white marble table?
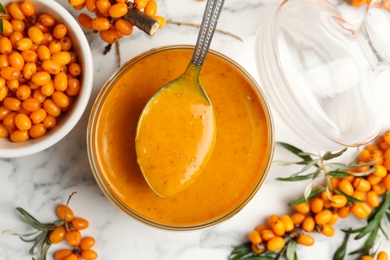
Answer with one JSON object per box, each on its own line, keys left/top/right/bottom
{"left": 1, "top": 0, "right": 390, "bottom": 259}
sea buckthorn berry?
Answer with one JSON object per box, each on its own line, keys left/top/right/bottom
{"left": 297, "top": 234, "right": 315, "bottom": 246}
{"left": 42, "top": 60, "right": 61, "bottom": 75}
{"left": 310, "top": 197, "right": 324, "bottom": 213}
{"left": 68, "top": 63, "right": 81, "bottom": 77}
{"left": 330, "top": 177, "right": 340, "bottom": 189}
{"left": 294, "top": 202, "right": 310, "bottom": 214}
{"left": 338, "top": 179, "right": 354, "bottom": 196}
{"left": 42, "top": 33, "right": 54, "bottom": 46}
{"left": 0, "top": 54, "right": 9, "bottom": 69}
{"left": 328, "top": 212, "right": 339, "bottom": 225}
{"left": 144, "top": 0, "right": 157, "bottom": 16}
{"left": 78, "top": 13, "right": 93, "bottom": 30}
{"left": 28, "top": 26, "right": 44, "bottom": 44}
{"left": 16, "top": 38, "right": 33, "bottom": 51}
{"left": 71, "top": 217, "right": 89, "bottom": 230}
{"left": 251, "top": 243, "right": 265, "bottom": 255}
{"left": 114, "top": 18, "right": 133, "bottom": 36}
{"left": 65, "top": 230, "right": 82, "bottom": 247}
{"left": 271, "top": 219, "right": 285, "bottom": 237}
{"left": 10, "top": 129, "right": 29, "bottom": 142}
{"left": 51, "top": 52, "right": 72, "bottom": 66}
{"left": 52, "top": 91, "right": 70, "bottom": 108}
{"left": 85, "top": 0, "right": 97, "bottom": 12}
{"left": 10, "top": 32, "right": 24, "bottom": 49}
{"left": 43, "top": 115, "right": 56, "bottom": 129}
{"left": 361, "top": 256, "right": 374, "bottom": 260}
{"left": 1, "top": 66, "right": 20, "bottom": 80}
{"left": 351, "top": 202, "right": 372, "bottom": 219}
{"left": 337, "top": 206, "right": 350, "bottom": 218}
{"left": 371, "top": 183, "right": 386, "bottom": 195}
{"left": 54, "top": 249, "right": 73, "bottom": 260}
{"left": 91, "top": 17, "right": 111, "bottom": 31}
{"left": 32, "top": 88, "right": 46, "bottom": 103}
{"left": 366, "top": 190, "right": 380, "bottom": 208}
{"left": 20, "top": 1, "right": 35, "bottom": 16}
{"left": 41, "top": 80, "right": 55, "bottom": 96}
{"left": 32, "top": 71, "right": 51, "bottom": 86}
{"left": 56, "top": 204, "right": 74, "bottom": 221}
{"left": 315, "top": 209, "right": 333, "bottom": 225}
{"left": 21, "top": 50, "right": 38, "bottom": 63}
{"left": 255, "top": 224, "right": 267, "bottom": 233}
{"left": 39, "top": 13, "right": 55, "bottom": 27}
{"left": 29, "top": 108, "right": 46, "bottom": 124}
{"left": 0, "top": 106, "right": 11, "bottom": 120}
{"left": 321, "top": 224, "right": 335, "bottom": 237}
{"left": 37, "top": 45, "right": 51, "bottom": 61}
{"left": 1, "top": 19, "right": 13, "bottom": 37}
{"left": 291, "top": 212, "right": 305, "bottom": 225}
{"left": 3, "top": 112, "right": 17, "bottom": 132}
{"left": 81, "top": 249, "right": 98, "bottom": 260}
{"left": 377, "top": 251, "right": 388, "bottom": 260}
{"left": 367, "top": 174, "right": 382, "bottom": 186}
{"left": 109, "top": 3, "right": 128, "bottom": 18}
{"left": 60, "top": 37, "right": 72, "bottom": 51}
{"left": 330, "top": 194, "right": 347, "bottom": 208}
{"left": 248, "top": 230, "right": 262, "bottom": 245}
{"left": 0, "top": 86, "right": 8, "bottom": 102}
{"left": 9, "top": 52, "right": 25, "bottom": 71}
{"left": 155, "top": 16, "right": 167, "bottom": 28}
{"left": 383, "top": 174, "right": 390, "bottom": 191}
{"left": 261, "top": 229, "right": 275, "bottom": 241}
{"left": 69, "top": 0, "right": 86, "bottom": 6}
{"left": 0, "top": 123, "right": 9, "bottom": 137}
{"left": 374, "top": 165, "right": 387, "bottom": 177}
{"left": 63, "top": 253, "right": 79, "bottom": 260}
{"left": 267, "top": 236, "right": 285, "bottom": 252}
{"left": 268, "top": 214, "right": 279, "bottom": 227}
{"left": 7, "top": 79, "right": 19, "bottom": 91}
{"left": 49, "top": 225, "right": 66, "bottom": 244}
{"left": 96, "top": 0, "right": 111, "bottom": 16}
{"left": 22, "top": 98, "right": 41, "bottom": 112}
{"left": 99, "top": 29, "right": 118, "bottom": 44}
{"left": 3, "top": 97, "right": 21, "bottom": 111}
{"left": 8, "top": 2, "right": 25, "bottom": 20}
{"left": 353, "top": 178, "right": 371, "bottom": 192}
{"left": 80, "top": 236, "right": 96, "bottom": 251}
{"left": 43, "top": 99, "right": 61, "bottom": 117}
{"left": 14, "top": 113, "right": 32, "bottom": 131}
{"left": 48, "top": 41, "right": 62, "bottom": 54}
{"left": 134, "top": 0, "right": 148, "bottom": 9}
{"left": 353, "top": 191, "right": 365, "bottom": 201}
{"left": 280, "top": 215, "right": 294, "bottom": 232}
{"left": 54, "top": 72, "right": 68, "bottom": 91}
{"left": 53, "top": 24, "right": 68, "bottom": 39}
{"left": 302, "top": 216, "right": 315, "bottom": 232}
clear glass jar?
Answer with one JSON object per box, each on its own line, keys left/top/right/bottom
{"left": 256, "top": 0, "right": 390, "bottom": 150}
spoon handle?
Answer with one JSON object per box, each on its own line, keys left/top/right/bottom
{"left": 191, "top": 0, "right": 225, "bottom": 68}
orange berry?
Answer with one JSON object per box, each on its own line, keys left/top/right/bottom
{"left": 261, "top": 229, "right": 275, "bottom": 241}
{"left": 377, "top": 251, "right": 388, "bottom": 260}
{"left": 14, "top": 113, "right": 32, "bottom": 131}
{"left": 267, "top": 236, "right": 285, "bottom": 252}
{"left": 255, "top": 224, "right": 267, "bottom": 233}
{"left": 154, "top": 15, "right": 166, "bottom": 28}
{"left": 271, "top": 219, "right": 285, "bottom": 237}
{"left": 302, "top": 216, "right": 315, "bottom": 232}
{"left": 29, "top": 123, "right": 46, "bottom": 138}
{"left": 20, "top": 1, "right": 35, "bottom": 16}
{"left": 338, "top": 179, "right": 354, "bottom": 196}
{"left": 248, "top": 230, "right": 262, "bottom": 245}
{"left": 109, "top": 3, "right": 128, "bottom": 18}
{"left": 81, "top": 249, "right": 98, "bottom": 260}
{"left": 80, "top": 236, "right": 96, "bottom": 251}
{"left": 144, "top": 0, "right": 157, "bottom": 16}
{"left": 65, "top": 230, "right": 82, "bottom": 247}
{"left": 71, "top": 217, "right": 89, "bottom": 230}
{"left": 56, "top": 204, "right": 74, "bottom": 221}
{"left": 251, "top": 243, "right": 265, "bottom": 255}
{"left": 321, "top": 224, "right": 335, "bottom": 237}
{"left": 367, "top": 174, "right": 383, "bottom": 186}
{"left": 294, "top": 202, "right": 310, "bottom": 214}
{"left": 310, "top": 197, "right": 324, "bottom": 213}
{"left": 297, "top": 234, "right": 315, "bottom": 246}
{"left": 10, "top": 129, "right": 29, "bottom": 142}
{"left": 351, "top": 202, "right": 372, "bottom": 219}
{"left": 353, "top": 178, "right": 371, "bottom": 192}
{"left": 371, "top": 183, "right": 386, "bottom": 195}
{"left": 361, "top": 256, "right": 374, "bottom": 260}
{"left": 366, "top": 190, "right": 380, "bottom": 208}
{"left": 315, "top": 209, "right": 333, "bottom": 225}
{"left": 359, "top": 149, "right": 371, "bottom": 162}
{"left": 291, "top": 212, "right": 306, "bottom": 225}
{"left": 337, "top": 206, "right": 351, "bottom": 218}
{"left": 49, "top": 225, "right": 66, "bottom": 244}
{"left": 330, "top": 194, "right": 348, "bottom": 208}
{"left": 280, "top": 215, "right": 294, "bottom": 232}
{"left": 383, "top": 174, "right": 390, "bottom": 191}
{"left": 268, "top": 214, "right": 279, "bottom": 227}
{"left": 8, "top": 2, "right": 25, "bottom": 20}
{"left": 134, "top": 0, "right": 148, "bottom": 9}
{"left": 54, "top": 249, "right": 73, "bottom": 260}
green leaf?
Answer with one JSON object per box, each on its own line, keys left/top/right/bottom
{"left": 322, "top": 148, "right": 348, "bottom": 160}
{"left": 0, "top": 3, "right": 5, "bottom": 13}
{"left": 276, "top": 173, "right": 316, "bottom": 182}
{"left": 333, "top": 229, "right": 351, "bottom": 260}
{"left": 349, "top": 225, "right": 379, "bottom": 255}
{"left": 328, "top": 170, "right": 353, "bottom": 178}
{"left": 16, "top": 208, "right": 56, "bottom": 231}
{"left": 288, "top": 187, "right": 326, "bottom": 206}
{"left": 228, "top": 243, "right": 254, "bottom": 260}
{"left": 286, "top": 240, "right": 297, "bottom": 260}
{"left": 0, "top": 19, "right": 3, "bottom": 35}
{"left": 277, "top": 142, "right": 313, "bottom": 162}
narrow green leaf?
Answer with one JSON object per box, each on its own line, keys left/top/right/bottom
{"left": 286, "top": 240, "right": 297, "bottom": 260}
{"left": 349, "top": 225, "right": 379, "bottom": 255}
{"left": 288, "top": 187, "right": 326, "bottom": 206}
{"left": 0, "top": 19, "right": 3, "bottom": 35}
{"left": 333, "top": 229, "right": 351, "bottom": 260}
{"left": 328, "top": 170, "right": 353, "bottom": 178}
{"left": 322, "top": 148, "right": 348, "bottom": 160}
{"left": 276, "top": 173, "right": 315, "bottom": 182}
{"left": 0, "top": 3, "right": 5, "bottom": 13}
{"left": 16, "top": 208, "right": 56, "bottom": 231}
{"left": 277, "top": 142, "right": 313, "bottom": 162}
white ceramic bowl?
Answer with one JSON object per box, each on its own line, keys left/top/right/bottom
{"left": 0, "top": 0, "right": 93, "bottom": 158}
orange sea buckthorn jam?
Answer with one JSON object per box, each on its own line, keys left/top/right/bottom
{"left": 88, "top": 46, "right": 274, "bottom": 230}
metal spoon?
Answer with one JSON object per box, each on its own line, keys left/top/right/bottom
{"left": 135, "top": 0, "right": 225, "bottom": 197}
